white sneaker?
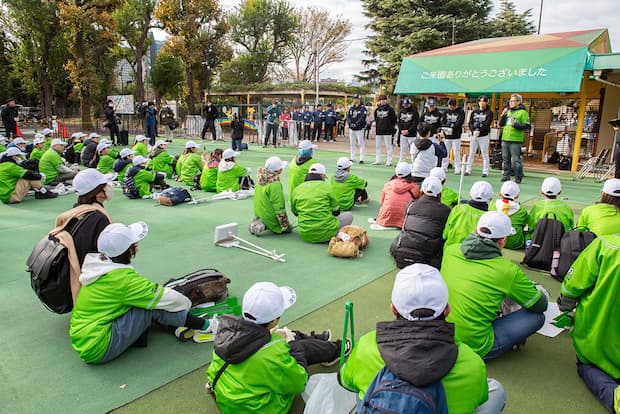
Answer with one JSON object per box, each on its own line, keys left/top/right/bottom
{"left": 372, "top": 161, "right": 381, "bottom": 165}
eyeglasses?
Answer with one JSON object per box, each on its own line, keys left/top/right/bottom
{"left": 509, "top": 99, "right": 519, "bottom": 102}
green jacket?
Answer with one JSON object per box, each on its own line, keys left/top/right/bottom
{"left": 73, "top": 142, "right": 84, "bottom": 154}
{"left": 441, "top": 187, "right": 459, "bottom": 208}
{"left": 217, "top": 162, "right": 246, "bottom": 193}
{"left": 287, "top": 157, "right": 313, "bottom": 203}
{"left": 576, "top": 203, "right": 620, "bottom": 237}
{"left": 39, "top": 149, "right": 63, "bottom": 184}
{"left": 97, "top": 154, "right": 115, "bottom": 174}
{"left": 339, "top": 330, "right": 488, "bottom": 414}
{"left": 254, "top": 177, "right": 287, "bottom": 234}
{"left": 443, "top": 203, "right": 487, "bottom": 247}
{"left": 561, "top": 235, "right": 620, "bottom": 378}
{"left": 490, "top": 199, "right": 529, "bottom": 249}
{"left": 29, "top": 147, "right": 45, "bottom": 161}
{"left": 0, "top": 160, "right": 27, "bottom": 203}
{"left": 528, "top": 198, "right": 574, "bottom": 236}
{"left": 441, "top": 235, "right": 544, "bottom": 356}
{"left": 499, "top": 105, "right": 529, "bottom": 143}
{"left": 175, "top": 153, "right": 188, "bottom": 177}
{"left": 128, "top": 167, "right": 156, "bottom": 197}
{"left": 331, "top": 172, "right": 367, "bottom": 211}
{"left": 291, "top": 179, "right": 339, "bottom": 243}
{"left": 200, "top": 163, "right": 218, "bottom": 192}
{"left": 151, "top": 150, "right": 174, "bottom": 178}
{"left": 180, "top": 152, "right": 203, "bottom": 186}
{"left": 132, "top": 142, "right": 148, "bottom": 157}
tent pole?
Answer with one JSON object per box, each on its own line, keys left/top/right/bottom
{"left": 570, "top": 73, "right": 589, "bottom": 172}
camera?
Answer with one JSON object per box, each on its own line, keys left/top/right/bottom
{"left": 136, "top": 102, "right": 148, "bottom": 119}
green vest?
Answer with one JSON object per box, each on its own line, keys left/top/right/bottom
{"left": 501, "top": 107, "right": 529, "bottom": 143}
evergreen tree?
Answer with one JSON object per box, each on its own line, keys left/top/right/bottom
{"left": 489, "top": 0, "right": 535, "bottom": 38}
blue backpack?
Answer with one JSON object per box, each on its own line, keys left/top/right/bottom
{"left": 358, "top": 366, "right": 448, "bottom": 414}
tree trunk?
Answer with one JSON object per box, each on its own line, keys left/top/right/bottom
{"left": 41, "top": 38, "right": 53, "bottom": 118}
{"left": 186, "top": 67, "right": 195, "bottom": 114}
{"left": 135, "top": 44, "right": 144, "bottom": 102}
{"left": 75, "top": 30, "right": 91, "bottom": 126}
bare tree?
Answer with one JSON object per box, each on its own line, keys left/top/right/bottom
{"left": 288, "top": 7, "right": 351, "bottom": 83}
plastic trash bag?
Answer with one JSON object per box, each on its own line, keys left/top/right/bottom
{"left": 302, "top": 373, "right": 358, "bottom": 414}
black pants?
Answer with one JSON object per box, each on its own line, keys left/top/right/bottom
{"left": 355, "top": 188, "right": 368, "bottom": 203}
{"left": 280, "top": 125, "right": 288, "bottom": 141}
{"left": 324, "top": 125, "right": 335, "bottom": 141}
{"left": 201, "top": 121, "right": 216, "bottom": 140}
{"left": 304, "top": 124, "right": 312, "bottom": 139}
{"left": 264, "top": 123, "right": 277, "bottom": 146}
{"left": 288, "top": 334, "right": 340, "bottom": 369}
{"left": 147, "top": 124, "right": 157, "bottom": 146}
{"left": 5, "top": 125, "right": 16, "bottom": 139}
{"left": 107, "top": 123, "right": 120, "bottom": 145}
{"left": 313, "top": 123, "right": 323, "bottom": 141}
{"left": 615, "top": 142, "right": 620, "bottom": 178}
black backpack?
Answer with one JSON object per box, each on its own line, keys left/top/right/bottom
{"left": 26, "top": 212, "right": 94, "bottom": 314}
{"left": 554, "top": 229, "right": 596, "bottom": 281}
{"left": 164, "top": 268, "right": 230, "bottom": 307}
{"left": 158, "top": 187, "right": 191, "bottom": 206}
{"left": 522, "top": 213, "right": 565, "bottom": 271}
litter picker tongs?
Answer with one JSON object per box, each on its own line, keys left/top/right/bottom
{"left": 214, "top": 222, "right": 286, "bottom": 263}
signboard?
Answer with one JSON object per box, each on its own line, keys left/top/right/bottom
{"left": 107, "top": 95, "right": 135, "bottom": 115}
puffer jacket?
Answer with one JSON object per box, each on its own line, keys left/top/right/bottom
{"left": 411, "top": 137, "right": 447, "bottom": 178}
{"left": 376, "top": 178, "right": 420, "bottom": 227}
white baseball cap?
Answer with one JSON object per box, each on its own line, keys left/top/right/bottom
{"left": 5, "top": 147, "right": 24, "bottom": 157}
{"left": 100, "top": 138, "right": 112, "bottom": 145}
{"left": 119, "top": 148, "right": 135, "bottom": 159}
{"left": 391, "top": 264, "right": 448, "bottom": 321}
{"left": 429, "top": 167, "right": 446, "bottom": 182}
{"left": 298, "top": 140, "right": 317, "bottom": 151}
{"left": 476, "top": 211, "right": 516, "bottom": 239}
{"left": 41, "top": 128, "right": 53, "bottom": 136}
{"left": 133, "top": 155, "right": 149, "bottom": 166}
{"left": 265, "top": 156, "right": 289, "bottom": 172}
{"left": 395, "top": 162, "right": 412, "bottom": 177}
{"left": 223, "top": 148, "right": 240, "bottom": 159}
{"left": 184, "top": 140, "right": 199, "bottom": 149}
{"left": 97, "top": 222, "right": 149, "bottom": 258}
{"left": 0, "top": 135, "right": 6, "bottom": 143}
{"left": 469, "top": 181, "right": 493, "bottom": 202}
{"left": 155, "top": 140, "right": 167, "bottom": 147}
{"left": 336, "top": 157, "right": 352, "bottom": 170}
{"left": 499, "top": 181, "right": 520, "bottom": 200}
{"left": 96, "top": 142, "right": 111, "bottom": 152}
{"left": 242, "top": 282, "right": 296, "bottom": 324}
{"left": 73, "top": 168, "right": 109, "bottom": 195}
{"left": 51, "top": 139, "right": 67, "bottom": 146}
{"left": 12, "top": 137, "right": 26, "bottom": 145}
{"left": 308, "top": 163, "right": 326, "bottom": 175}
{"left": 135, "top": 135, "right": 148, "bottom": 142}
{"left": 76, "top": 132, "right": 88, "bottom": 138}
{"left": 602, "top": 178, "right": 620, "bottom": 197}
{"left": 541, "top": 177, "right": 562, "bottom": 196}
{"left": 421, "top": 176, "right": 443, "bottom": 197}
{"left": 33, "top": 136, "right": 45, "bottom": 145}
{"left": 88, "top": 132, "right": 100, "bottom": 139}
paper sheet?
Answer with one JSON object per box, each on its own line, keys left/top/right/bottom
{"left": 537, "top": 302, "right": 566, "bottom": 338}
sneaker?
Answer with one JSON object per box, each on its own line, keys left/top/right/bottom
{"left": 464, "top": 172, "right": 470, "bottom": 176}
{"left": 372, "top": 161, "right": 381, "bottom": 165}
{"left": 174, "top": 326, "right": 195, "bottom": 342}
{"left": 310, "top": 329, "right": 332, "bottom": 341}
{"left": 454, "top": 170, "right": 461, "bottom": 175}
{"left": 385, "top": 162, "right": 392, "bottom": 167}
{"left": 515, "top": 176, "right": 522, "bottom": 184}
{"left": 321, "top": 339, "right": 352, "bottom": 367}
{"left": 359, "top": 160, "right": 364, "bottom": 164}
{"left": 482, "top": 173, "right": 488, "bottom": 178}
{"left": 349, "top": 159, "right": 355, "bottom": 163}
{"left": 500, "top": 176, "right": 510, "bottom": 182}
{"left": 511, "top": 338, "right": 527, "bottom": 352}
{"left": 35, "top": 190, "right": 58, "bottom": 199}
{"left": 613, "top": 385, "right": 619, "bottom": 414}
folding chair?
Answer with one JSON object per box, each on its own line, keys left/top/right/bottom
{"left": 574, "top": 149, "right": 605, "bottom": 180}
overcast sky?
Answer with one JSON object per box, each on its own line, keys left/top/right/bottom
{"left": 159, "top": 0, "right": 619, "bottom": 83}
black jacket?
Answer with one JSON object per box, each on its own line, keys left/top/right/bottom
{"left": 390, "top": 195, "right": 451, "bottom": 269}
{"left": 376, "top": 319, "right": 458, "bottom": 387}
{"left": 213, "top": 315, "right": 271, "bottom": 364}
{"left": 113, "top": 158, "right": 132, "bottom": 174}
{"left": 374, "top": 104, "right": 397, "bottom": 135}
{"left": 347, "top": 104, "right": 367, "bottom": 131}
{"left": 0, "top": 156, "right": 42, "bottom": 180}
{"left": 422, "top": 109, "right": 442, "bottom": 135}
{"left": 231, "top": 119, "right": 244, "bottom": 140}
{"left": 1, "top": 106, "right": 18, "bottom": 128}
{"left": 442, "top": 107, "right": 465, "bottom": 139}
{"left": 204, "top": 104, "right": 219, "bottom": 122}
{"left": 468, "top": 108, "right": 493, "bottom": 137}
{"left": 65, "top": 207, "right": 111, "bottom": 266}
{"left": 81, "top": 139, "right": 97, "bottom": 167}
{"left": 398, "top": 105, "right": 419, "bottom": 137}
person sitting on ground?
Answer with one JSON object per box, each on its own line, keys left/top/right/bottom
{"left": 199, "top": 148, "right": 223, "bottom": 192}
{"left": 249, "top": 156, "right": 292, "bottom": 236}
{"left": 149, "top": 140, "right": 175, "bottom": 178}
{"left": 576, "top": 178, "right": 620, "bottom": 236}
{"left": 40, "top": 127, "right": 54, "bottom": 150}
{"left": 94, "top": 142, "right": 115, "bottom": 174}
{"left": 113, "top": 148, "right": 135, "bottom": 183}
{"left": 39, "top": 139, "right": 78, "bottom": 186}
{"left": 122, "top": 155, "right": 166, "bottom": 199}
{"left": 340, "top": 263, "right": 506, "bottom": 414}
{"left": 410, "top": 122, "right": 447, "bottom": 183}
{"left": 179, "top": 140, "right": 203, "bottom": 187}
{"left": 72, "top": 132, "right": 87, "bottom": 165}
{"left": 7, "top": 136, "right": 27, "bottom": 153}
{"left": 374, "top": 162, "right": 420, "bottom": 228}
{"left": 206, "top": 282, "right": 347, "bottom": 414}
{"left": 29, "top": 134, "right": 46, "bottom": 161}
{"left": 331, "top": 157, "right": 368, "bottom": 211}
{"left": 443, "top": 181, "right": 494, "bottom": 247}
{"left": 489, "top": 181, "right": 529, "bottom": 250}
{"left": 288, "top": 140, "right": 317, "bottom": 203}
{"left": 558, "top": 229, "right": 620, "bottom": 413}
{"left": 80, "top": 133, "right": 100, "bottom": 167}
{"left": 70, "top": 222, "right": 210, "bottom": 364}
{"left": 291, "top": 163, "right": 353, "bottom": 243}
{"left": 441, "top": 211, "right": 547, "bottom": 359}
{"left": 528, "top": 177, "right": 574, "bottom": 235}
{"left": 131, "top": 135, "right": 149, "bottom": 158}
{"left": 0, "top": 147, "right": 57, "bottom": 203}
{"left": 216, "top": 148, "right": 250, "bottom": 193}
{"left": 99, "top": 138, "right": 119, "bottom": 159}
{"left": 430, "top": 167, "right": 459, "bottom": 208}
{"left": 390, "top": 177, "right": 451, "bottom": 269}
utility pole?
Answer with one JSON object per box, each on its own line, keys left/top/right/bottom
{"left": 452, "top": 17, "right": 456, "bottom": 45}
{"left": 314, "top": 39, "right": 319, "bottom": 106}
{"left": 537, "top": 0, "right": 544, "bottom": 34}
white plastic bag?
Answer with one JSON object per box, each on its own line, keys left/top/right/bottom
{"left": 302, "top": 373, "right": 358, "bottom": 414}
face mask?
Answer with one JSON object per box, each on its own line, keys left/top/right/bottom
{"left": 104, "top": 184, "right": 113, "bottom": 201}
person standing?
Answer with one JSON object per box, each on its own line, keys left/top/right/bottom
{"left": 347, "top": 94, "right": 367, "bottom": 164}
{"left": 1, "top": 99, "right": 19, "bottom": 139}
{"left": 292, "top": 106, "right": 303, "bottom": 142}
{"left": 323, "top": 103, "right": 338, "bottom": 142}
{"left": 499, "top": 94, "right": 530, "bottom": 183}
{"left": 422, "top": 98, "right": 442, "bottom": 136}
{"left": 467, "top": 96, "right": 494, "bottom": 177}
{"left": 441, "top": 98, "right": 465, "bottom": 174}
{"left": 264, "top": 100, "right": 281, "bottom": 147}
{"left": 312, "top": 104, "right": 325, "bottom": 142}
{"left": 373, "top": 94, "right": 397, "bottom": 166}
{"left": 398, "top": 97, "right": 419, "bottom": 162}
{"left": 303, "top": 106, "right": 313, "bottom": 140}
{"left": 104, "top": 100, "right": 120, "bottom": 145}
{"left": 201, "top": 101, "right": 219, "bottom": 141}
{"left": 145, "top": 102, "right": 158, "bottom": 146}
{"left": 609, "top": 118, "right": 620, "bottom": 178}
{"left": 279, "top": 107, "right": 290, "bottom": 143}
{"left": 230, "top": 114, "right": 245, "bottom": 151}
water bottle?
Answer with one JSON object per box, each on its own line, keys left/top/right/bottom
{"left": 525, "top": 240, "right": 532, "bottom": 252}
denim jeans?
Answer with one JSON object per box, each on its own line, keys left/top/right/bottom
{"left": 484, "top": 308, "right": 544, "bottom": 360}
{"left": 501, "top": 141, "right": 523, "bottom": 178}
{"left": 99, "top": 307, "right": 188, "bottom": 364}
{"left": 577, "top": 361, "right": 618, "bottom": 412}
{"left": 475, "top": 378, "right": 506, "bottom": 414}
{"left": 264, "top": 123, "right": 277, "bottom": 146}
